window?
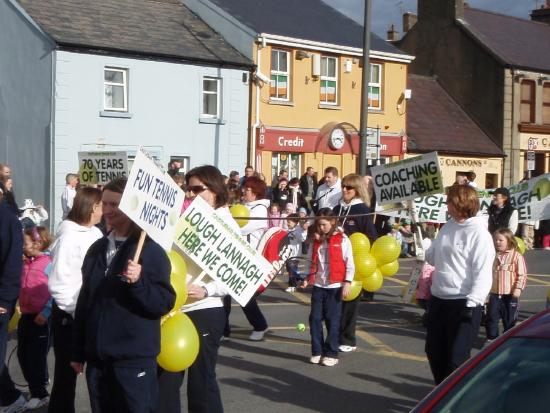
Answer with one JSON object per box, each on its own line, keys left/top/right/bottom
{"left": 104, "top": 68, "right": 128, "bottom": 111}
{"left": 543, "top": 83, "right": 550, "bottom": 125}
{"left": 368, "top": 63, "right": 382, "bottom": 109}
{"left": 202, "top": 77, "right": 221, "bottom": 118}
{"left": 270, "top": 50, "right": 289, "bottom": 100}
{"left": 520, "top": 80, "right": 535, "bottom": 123}
{"left": 320, "top": 56, "right": 338, "bottom": 104}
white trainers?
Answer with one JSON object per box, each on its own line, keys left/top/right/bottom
{"left": 249, "top": 328, "right": 269, "bottom": 341}
{"left": 285, "top": 287, "right": 296, "bottom": 293}
{"left": 338, "top": 345, "right": 357, "bottom": 352}
{"left": 321, "top": 357, "right": 339, "bottom": 367}
{"left": 1, "top": 395, "right": 26, "bottom": 413}
{"left": 24, "top": 397, "right": 49, "bottom": 410}
{"left": 310, "top": 355, "right": 321, "bottom": 364}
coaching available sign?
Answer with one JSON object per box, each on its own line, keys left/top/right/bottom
{"left": 119, "top": 148, "right": 185, "bottom": 250}
{"left": 371, "top": 152, "right": 444, "bottom": 205}
{"left": 174, "top": 196, "right": 273, "bottom": 307}
{"left": 78, "top": 151, "right": 128, "bottom": 186}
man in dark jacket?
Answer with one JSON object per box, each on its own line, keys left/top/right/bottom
{"left": 71, "top": 178, "right": 175, "bottom": 413}
{"left": 0, "top": 201, "right": 25, "bottom": 410}
{"left": 299, "top": 167, "right": 317, "bottom": 208}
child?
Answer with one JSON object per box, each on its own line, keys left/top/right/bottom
{"left": 486, "top": 228, "right": 527, "bottom": 341}
{"left": 281, "top": 203, "right": 296, "bottom": 230}
{"left": 399, "top": 221, "right": 414, "bottom": 257}
{"left": 302, "top": 208, "right": 354, "bottom": 367}
{"left": 298, "top": 207, "right": 311, "bottom": 254}
{"left": 18, "top": 226, "right": 53, "bottom": 410}
{"left": 285, "top": 213, "right": 307, "bottom": 293}
{"left": 268, "top": 203, "right": 282, "bottom": 228}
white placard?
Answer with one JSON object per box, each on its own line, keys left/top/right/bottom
{"left": 371, "top": 152, "right": 444, "bottom": 205}
{"left": 119, "top": 148, "right": 184, "bottom": 250}
{"left": 78, "top": 151, "right": 128, "bottom": 185}
{"left": 174, "top": 196, "right": 273, "bottom": 307}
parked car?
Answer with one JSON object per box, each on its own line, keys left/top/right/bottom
{"left": 412, "top": 309, "right": 550, "bottom": 413}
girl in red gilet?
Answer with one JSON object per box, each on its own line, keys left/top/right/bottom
{"left": 18, "top": 226, "right": 53, "bottom": 410}
{"left": 302, "top": 208, "right": 354, "bottom": 367}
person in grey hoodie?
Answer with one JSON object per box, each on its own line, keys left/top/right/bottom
{"left": 425, "top": 184, "right": 494, "bottom": 385}
{"left": 48, "top": 187, "right": 103, "bottom": 413}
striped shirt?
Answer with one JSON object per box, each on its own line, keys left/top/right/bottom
{"left": 491, "top": 250, "right": 527, "bottom": 295}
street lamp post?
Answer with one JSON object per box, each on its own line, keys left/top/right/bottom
{"left": 358, "top": 0, "right": 372, "bottom": 176}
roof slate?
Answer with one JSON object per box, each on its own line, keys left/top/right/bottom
{"left": 406, "top": 74, "right": 504, "bottom": 157}
{"left": 207, "top": 0, "right": 405, "bottom": 55}
{"left": 460, "top": 8, "right": 550, "bottom": 72}
{"left": 15, "top": 0, "right": 251, "bottom": 67}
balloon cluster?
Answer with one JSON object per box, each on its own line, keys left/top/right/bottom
{"left": 344, "top": 234, "right": 400, "bottom": 301}
{"left": 157, "top": 250, "right": 199, "bottom": 372}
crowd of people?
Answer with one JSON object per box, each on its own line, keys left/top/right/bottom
{"left": 0, "top": 159, "right": 548, "bottom": 412}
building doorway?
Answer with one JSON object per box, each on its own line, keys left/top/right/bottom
{"left": 271, "top": 152, "right": 301, "bottom": 181}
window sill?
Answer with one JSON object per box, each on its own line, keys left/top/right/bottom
{"left": 100, "top": 111, "right": 132, "bottom": 119}
{"left": 268, "top": 100, "right": 294, "bottom": 107}
{"left": 199, "top": 118, "right": 226, "bottom": 125}
{"left": 369, "top": 109, "right": 384, "bottom": 115}
{"left": 318, "top": 104, "right": 341, "bottom": 110}
{"left": 518, "top": 123, "right": 550, "bottom": 133}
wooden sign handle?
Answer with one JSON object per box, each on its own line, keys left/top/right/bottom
{"left": 133, "top": 231, "right": 147, "bottom": 262}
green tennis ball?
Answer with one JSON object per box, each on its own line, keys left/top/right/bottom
{"left": 296, "top": 323, "right": 306, "bottom": 332}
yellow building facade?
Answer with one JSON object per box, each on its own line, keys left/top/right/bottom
{"left": 249, "top": 35, "right": 414, "bottom": 183}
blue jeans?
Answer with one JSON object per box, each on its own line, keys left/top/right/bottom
{"left": 486, "top": 293, "right": 518, "bottom": 339}
{"left": 309, "top": 286, "right": 342, "bottom": 358}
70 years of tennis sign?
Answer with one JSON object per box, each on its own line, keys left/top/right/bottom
{"left": 371, "top": 152, "right": 444, "bottom": 205}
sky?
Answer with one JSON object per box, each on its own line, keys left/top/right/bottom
{"left": 323, "top": 0, "right": 541, "bottom": 38}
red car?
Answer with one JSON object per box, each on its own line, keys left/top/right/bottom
{"left": 412, "top": 309, "right": 550, "bottom": 412}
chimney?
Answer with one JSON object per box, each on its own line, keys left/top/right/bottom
{"left": 403, "top": 12, "right": 417, "bottom": 33}
{"left": 531, "top": 1, "right": 550, "bottom": 24}
{"left": 418, "top": 0, "right": 464, "bottom": 22}
{"left": 387, "top": 24, "right": 399, "bottom": 41}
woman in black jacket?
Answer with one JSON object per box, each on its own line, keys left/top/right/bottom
{"left": 333, "top": 174, "right": 377, "bottom": 353}
{"left": 71, "top": 178, "right": 175, "bottom": 413}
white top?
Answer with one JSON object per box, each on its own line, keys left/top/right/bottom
{"left": 508, "top": 209, "right": 519, "bottom": 235}
{"left": 20, "top": 206, "right": 49, "bottom": 226}
{"left": 315, "top": 179, "right": 342, "bottom": 210}
{"left": 61, "top": 185, "right": 77, "bottom": 219}
{"left": 182, "top": 206, "right": 241, "bottom": 313}
{"left": 312, "top": 235, "right": 355, "bottom": 289}
{"left": 287, "top": 226, "right": 307, "bottom": 257}
{"left": 240, "top": 198, "right": 270, "bottom": 248}
{"left": 426, "top": 216, "right": 495, "bottom": 307}
{"left": 48, "top": 220, "right": 103, "bottom": 315}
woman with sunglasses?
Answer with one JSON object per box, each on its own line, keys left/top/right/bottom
{"left": 157, "top": 165, "right": 240, "bottom": 413}
{"left": 333, "top": 174, "right": 377, "bottom": 353}
{"left": 222, "top": 176, "right": 270, "bottom": 341}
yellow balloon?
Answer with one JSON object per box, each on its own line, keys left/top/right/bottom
{"left": 353, "top": 252, "right": 377, "bottom": 280}
{"left": 379, "top": 260, "right": 399, "bottom": 277}
{"left": 157, "top": 312, "right": 200, "bottom": 372}
{"left": 167, "top": 249, "right": 187, "bottom": 278}
{"left": 349, "top": 233, "right": 370, "bottom": 254}
{"left": 343, "top": 281, "right": 363, "bottom": 302}
{"left": 8, "top": 306, "right": 20, "bottom": 334}
{"left": 229, "top": 204, "right": 250, "bottom": 228}
{"left": 371, "top": 235, "right": 401, "bottom": 265}
{"left": 170, "top": 272, "right": 188, "bottom": 312}
{"left": 362, "top": 269, "right": 383, "bottom": 292}
{"left": 514, "top": 237, "right": 526, "bottom": 255}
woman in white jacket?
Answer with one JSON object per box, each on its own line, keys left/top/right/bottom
{"left": 425, "top": 184, "right": 495, "bottom": 385}
{"left": 48, "top": 187, "right": 103, "bottom": 413}
{"left": 222, "top": 176, "right": 270, "bottom": 342}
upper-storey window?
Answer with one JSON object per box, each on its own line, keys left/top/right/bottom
{"left": 320, "top": 56, "right": 338, "bottom": 104}
{"left": 368, "top": 63, "right": 382, "bottom": 110}
{"left": 270, "top": 49, "right": 290, "bottom": 100}
{"left": 104, "top": 67, "right": 128, "bottom": 111}
{"left": 520, "top": 80, "right": 535, "bottom": 123}
{"left": 202, "top": 77, "right": 221, "bottom": 118}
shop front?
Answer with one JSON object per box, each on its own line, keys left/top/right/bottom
{"left": 256, "top": 124, "right": 406, "bottom": 183}
{"left": 519, "top": 133, "right": 550, "bottom": 179}
{"left": 437, "top": 155, "right": 503, "bottom": 188}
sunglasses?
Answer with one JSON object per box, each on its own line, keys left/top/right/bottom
{"left": 186, "top": 185, "right": 208, "bottom": 194}
{"left": 342, "top": 185, "right": 355, "bottom": 191}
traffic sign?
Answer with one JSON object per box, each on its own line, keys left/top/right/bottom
{"left": 526, "top": 151, "right": 535, "bottom": 171}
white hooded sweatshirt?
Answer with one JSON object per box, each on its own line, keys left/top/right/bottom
{"left": 48, "top": 220, "right": 103, "bottom": 315}
{"left": 426, "top": 216, "right": 495, "bottom": 307}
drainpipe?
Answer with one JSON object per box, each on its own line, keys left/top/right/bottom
{"left": 250, "top": 36, "right": 266, "bottom": 170}
{"left": 49, "top": 50, "right": 56, "bottom": 232}
{"left": 509, "top": 68, "right": 516, "bottom": 186}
